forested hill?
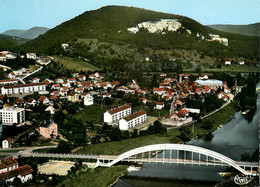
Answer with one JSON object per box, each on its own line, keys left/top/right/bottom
{"left": 23, "top": 6, "right": 259, "bottom": 60}
{"left": 208, "top": 23, "right": 260, "bottom": 37}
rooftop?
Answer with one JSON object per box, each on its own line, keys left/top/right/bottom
{"left": 124, "top": 110, "right": 146, "bottom": 121}
{"left": 108, "top": 105, "right": 131, "bottom": 114}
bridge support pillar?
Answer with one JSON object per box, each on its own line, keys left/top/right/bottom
{"left": 177, "top": 150, "right": 179, "bottom": 165}
{"left": 170, "top": 150, "right": 172, "bottom": 164}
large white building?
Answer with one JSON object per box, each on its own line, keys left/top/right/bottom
{"left": 119, "top": 110, "right": 147, "bottom": 130}
{"left": 104, "top": 105, "right": 131, "bottom": 124}
{"left": 0, "top": 107, "right": 25, "bottom": 125}
{"left": 1, "top": 82, "right": 47, "bottom": 95}
{"left": 195, "top": 79, "right": 223, "bottom": 89}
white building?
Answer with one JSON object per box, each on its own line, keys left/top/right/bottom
{"left": 119, "top": 110, "right": 147, "bottom": 130}
{"left": 26, "top": 53, "right": 36, "bottom": 59}
{"left": 104, "top": 105, "right": 131, "bottom": 124}
{"left": 155, "top": 102, "right": 165, "bottom": 110}
{"left": 225, "top": 60, "right": 231, "bottom": 65}
{"left": 2, "top": 137, "right": 11, "bottom": 149}
{"left": 1, "top": 82, "right": 47, "bottom": 95}
{"left": 238, "top": 60, "right": 245, "bottom": 65}
{"left": 84, "top": 94, "right": 94, "bottom": 106}
{"left": 0, "top": 79, "right": 18, "bottom": 85}
{"left": 0, "top": 107, "right": 25, "bottom": 125}
{"left": 195, "top": 79, "right": 223, "bottom": 89}
{"left": 0, "top": 165, "right": 33, "bottom": 183}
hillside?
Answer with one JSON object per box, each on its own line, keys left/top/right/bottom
{"left": 23, "top": 6, "right": 259, "bottom": 63}
{"left": 2, "top": 27, "right": 49, "bottom": 39}
{"left": 208, "top": 23, "right": 260, "bottom": 37}
{"left": 0, "top": 34, "right": 29, "bottom": 51}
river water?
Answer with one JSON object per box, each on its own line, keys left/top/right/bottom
{"left": 115, "top": 83, "right": 259, "bottom": 187}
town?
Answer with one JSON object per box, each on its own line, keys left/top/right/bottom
{"left": 0, "top": 49, "right": 255, "bottom": 185}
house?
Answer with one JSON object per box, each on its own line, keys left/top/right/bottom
{"left": 39, "top": 120, "right": 58, "bottom": 138}
{"left": 89, "top": 72, "right": 100, "bottom": 80}
{"left": 224, "top": 86, "right": 231, "bottom": 94}
{"left": 27, "top": 98, "right": 37, "bottom": 107}
{"left": 32, "top": 77, "right": 40, "bottom": 83}
{"left": 52, "top": 84, "right": 61, "bottom": 90}
{"left": 2, "top": 137, "right": 11, "bottom": 149}
{"left": 67, "top": 92, "right": 79, "bottom": 102}
{"left": 26, "top": 53, "right": 36, "bottom": 59}
{"left": 84, "top": 94, "right": 94, "bottom": 106}
{"left": 49, "top": 95, "right": 58, "bottom": 102}
{"left": 160, "top": 73, "right": 167, "bottom": 77}
{"left": 45, "top": 105, "right": 55, "bottom": 115}
{"left": 0, "top": 157, "right": 18, "bottom": 173}
{"left": 103, "top": 93, "right": 111, "bottom": 98}
{"left": 8, "top": 72, "right": 16, "bottom": 79}
{"left": 38, "top": 96, "right": 49, "bottom": 105}
{"left": 75, "top": 87, "right": 84, "bottom": 94}
{"left": 68, "top": 78, "right": 76, "bottom": 84}
{"left": 119, "top": 110, "right": 147, "bottom": 130}
{"left": 155, "top": 102, "right": 165, "bottom": 110}
{"left": 139, "top": 98, "right": 147, "bottom": 104}
{"left": 225, "top": 60, "right": 231, "bottom": 65}
{"left": 217, "top": 91, "right": 228, "bottom": 101}
{"left": 104, "top": 105, "right": 131, "bottom": 124}
{"left": 170, "top": 112, "right": 186, "bottom": 121}
{"left": 77, "top": 75, "right": 86, "bottom": 81}
{"left": 198, "top": 74, "right": 209, "bottom": 80}
{"left": 0, "top": 107, "right": 25, "bottom": 125}
{"left": 0, "top": 165, "right": 33, "bottom": 183}
{"left": 153, "top": 87, "right": 167, "bottom": 95}
{"left": 238, "top": 60, "right": 245, "bottom": 65}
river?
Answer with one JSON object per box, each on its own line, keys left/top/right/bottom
{"left": 115, "top": 83, "right": 259, "bottom": 186}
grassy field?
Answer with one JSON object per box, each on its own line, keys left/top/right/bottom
{"left": 70, "top": 104, "right": 110, "bottom": 124}
{"left": 54, "top": 55, "right": 98, "bottom": 72}
{"left": 204, "top": 65, "right": 259, "bottom": 73}
{"left": 76, "top": 102, "right": 238, "bottom": 155}
{"left": 58, "top": 165, "right": 128, "bottom": 187}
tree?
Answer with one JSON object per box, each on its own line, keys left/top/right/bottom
{"left": 179, "top": 126, "right": 191, "bottom": 142}
{"left": 131, "top": 129, "right": 138, "bottom": 138}
{"left": 12, "top": 177, "right": 22, "bottom": 186}
{"left": 201, "top": 119, "right": 214, "bottom": 130}
{"left": 57, "top": 140, "right": 73, "bottom": 153}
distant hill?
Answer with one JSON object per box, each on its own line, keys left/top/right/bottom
{"left": 0, "top": 34, "right": 30, "bottom": 51}
{"left": 2, "top": 27, "right": 49, "bottom": 39}
{"left": 22, "top": 6, "right": 259, "bottom": 62}
{"left": 208, "top": 23, "right": 260, "bottom": 36}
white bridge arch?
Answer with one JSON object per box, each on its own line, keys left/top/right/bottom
{"left": 99, "top": 144, "right": 251, "bottom": 175}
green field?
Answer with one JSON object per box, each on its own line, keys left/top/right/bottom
{"left": 76, "top": 102, "right": 238, "bottom": 155}
{"left": 58, "top": 165, "right": 128, "bottom": 187}
{"left": 204, "top": 65, "right": 259, "bottom": 73}
{"left": 54, "top": 56, "right": 98, "bottom": 72}
{"left": 70, "top": 104, "right": 110, "bottom": 124}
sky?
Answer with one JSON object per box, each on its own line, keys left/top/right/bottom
{"left": 0, "top": 0, "right": 259, "bottom": 33}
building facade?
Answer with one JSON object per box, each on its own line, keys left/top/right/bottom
{"left": 119, "top": 110, "right": 147, "bottom": 130}
{"left": 0, "top": 107, "right": 25, "bottom": 125}
{"left": 104, "top": 105, "right": 131, "bottom": 124}
{"left": 1, "top": 83, "right": 47, "bottom": 95}
{"left": 39, "top": 120, "right": 58, "bottom": 139}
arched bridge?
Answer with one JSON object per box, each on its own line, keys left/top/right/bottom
{"left": 97, "top": 144, "right": 258, "bottom": 176}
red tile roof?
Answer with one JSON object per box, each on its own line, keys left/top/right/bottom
{"left": 0, "top": 79, "right": 18, "bottom": 82}
{"left": 108, "top": 105, "right": 131, "bottom": 114}
{"left": 0, "top": 157, "right": 18, "bottom": 170}
{"left": 0, "top": 165, "right": 33, "bottom": 181}
{"left": 123, "top": 110, "right": 146, "bottom": 121}
{"left": 38, "top": 96, "right": 46, "bottom": 102}
{"left": 3, "top": 82, "right": 47, "bottom": 89}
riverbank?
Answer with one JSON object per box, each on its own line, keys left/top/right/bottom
{"left": 58, "top": 165, "right": 128, "bottom": 187}
{"left": 76, "top": 101, "right": 238, "bottom": 155}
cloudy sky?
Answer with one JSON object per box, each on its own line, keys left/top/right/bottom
{"left": 0, "top": 0, "right": 259, "bottom": 32}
